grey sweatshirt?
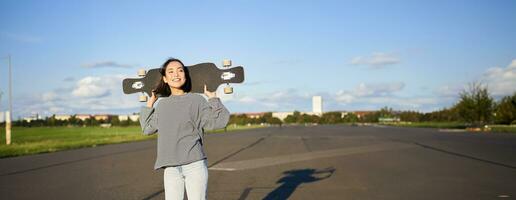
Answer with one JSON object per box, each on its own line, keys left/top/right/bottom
{"left": 139, "top": 93, "right": 230, "bottom": 169}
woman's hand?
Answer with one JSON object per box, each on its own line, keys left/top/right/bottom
{"left": 146, "top": 90, "right": 158, "bottom": 108}
{"left": 204, "top": 85, "right": 217, "bottom": 99}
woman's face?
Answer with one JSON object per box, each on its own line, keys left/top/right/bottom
{"left": 163, "top": 61, "right": 186, "bottom": 89}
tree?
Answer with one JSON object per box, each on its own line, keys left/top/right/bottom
{"left": 399, "top": 111, "right": 422, "bottom": 122}
{"left": 320, "top": 112, "right": 342, "bottom": 124}
{"left": 68, "top": 115, "right": 79, "bottom": 126}
{"left": 47, "top": 115, "right": 57, "bottom": 126}
{"left": 494, "top": 92, "right": 516, "bottom": 124}
{"left": 120, "top": 118, "right": 131, "bottom": 127}
{"left": 343, "top": 113, "right": 358, "bottom": 123}
{"left": 378, "top": 107, "right": 394, "bottom": 118}
{"left": 361, "top": 112, "right": 379, "bottom": 123}
{"left": 284, "top": 111, "right": 301, "bottom": 124}
{"left": 111, "top": 116, "right": 120, "bottom": 126}
{"left": 455, "top": 82, "right": 494, "bottom": 126}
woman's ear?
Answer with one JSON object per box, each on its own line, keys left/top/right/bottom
{"left": 162, "top": 76, "right": 167, "bottom": 84}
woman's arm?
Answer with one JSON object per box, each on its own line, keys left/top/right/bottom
{"left": 200, "top": 85, "right": 230, "bottom": 131}
{"left": 139, "top": 91, "right": 158, "bottom": 135}
{"left": 199, "top": 97, "right": 230, "bottom": 131}
{"left": 139, "top": 106, "right": 158, "bottom": 135}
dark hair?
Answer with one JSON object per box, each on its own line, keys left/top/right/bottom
{"left": 153, "top": 58, "right": 191, "bottom": 97}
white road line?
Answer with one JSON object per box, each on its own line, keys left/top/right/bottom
{"left": 209, "top": 142, "right": 414, "bottom": 171}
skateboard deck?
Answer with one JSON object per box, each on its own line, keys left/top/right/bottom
{"left": 122, "top": 62, "right": 244, "bottom": 97}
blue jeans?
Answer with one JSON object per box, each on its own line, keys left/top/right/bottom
{"left": 164, "top": 159, "right": 208, "bottom": 200}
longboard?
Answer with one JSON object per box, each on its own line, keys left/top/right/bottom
{"left": 122, "top": 62, "right": 244, "bottom": 98}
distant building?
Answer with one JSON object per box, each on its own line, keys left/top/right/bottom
{"left": 312, "top": 96, "right": 323, "bottom": 116}
{"left": 245, "top": 112, "right": 266, "bottom": 119}
{"left": 353, "top": 111, "right": 375, "bottom": 119}
{"left": 93, "top": 114, "right": 110, "bottom": 121}
{"left": 117, "top": 114, "right": 139, "bottom": 121}
{"left": 54, "top": 114, "right": 71, "bottom": 121}
{"left": 118, "top": 115, "right": 129, "bottom": 121}
{"left": 340, "top": 112, "right": 349, "bottom": 118}
{"left": 23, "top": 113, "right": 42, "bottom": 122}
{"left": 129, "top": 114, "right": 139, "bottom": 122}
{"left": 75, "top": 114, "right": 91, "bottom": 121}
{"left": 272, "top": 112, "right": 294, "bottom": 121}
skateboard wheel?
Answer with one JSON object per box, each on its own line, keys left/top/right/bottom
{"left": 224, "top": 86, "right": 233, "bottom": 94}
{"left": 223, "top": 59, "right": 232, "bottom": 67}
{"left": 138, "top": 69, "right": 146, "bottom": 77}
{"left": 139, "top": 95, "right": 148, "bottom": 102}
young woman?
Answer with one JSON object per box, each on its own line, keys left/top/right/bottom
{"left": 139, "top": 58, "right": 230, "bottom": 200}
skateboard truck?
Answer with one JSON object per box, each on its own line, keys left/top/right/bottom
{"left": 223, "top": 59, "right": 233, "bottom": 94}
{"left": 138, "top": 68, "right": 148, "bottom": 102}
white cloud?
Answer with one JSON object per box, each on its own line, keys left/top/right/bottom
{"left": 354, "top": 82, "right": 405, "bottom": 97}
{"left": 220, "top": 89, "right": 313, "bottom": 112}
{"left": 481, "top": 59, "right": 516, "bottom": 96}
{"left": 434, "top": 85, "right": 463, "bottom": 98}
{"left": 15, "top": 74, "right": 141, "bottom": 117}
{"left": 72, "top": 76, "right": 111, "bottom": 98}
{"left": 335, "top": 91, "right": 354, "bottom": 103}
{"left": 333, "top": 82, "right": 442, "bottom": 111}
{"left": 239, "top": 96, "right": 257, "bottom": 103}
{"left": 42, "top": 91, "right": 59, "bottom": 101}
{"left": 350, "top": 52, "right": 400, "bottom": 68}
{"left": 71, "top": 75, "right": 126, "bottom": 98}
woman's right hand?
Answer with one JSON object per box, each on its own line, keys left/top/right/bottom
{"left": 146, "top": 90, "right": 158, "bottom": 108}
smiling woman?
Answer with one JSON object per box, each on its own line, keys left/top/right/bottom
{"left": 139, "top": 57, "right": 230, "bottom": 200}
{"left": 153, "top": 58, "right": 189, "bottom": 98}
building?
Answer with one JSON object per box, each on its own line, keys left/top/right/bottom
{"left": 75, "top": 114, "right": 91, "bottom": 121}
{"left": 272, "top": 112, "right": 294, "bottom": 121}
{"left": 119, "top": 114, "right": 140, "bottom": 121}
{"left": 118, "top": 115, "right": 129, "bottom": 121}
{"left": 353, "top": 111, "right": 375, "bottom": 119}
{"left": 340, "top": 112, "right": 349, "bottom": 118}
{"left": 93, "top": 114, "right": 110, "bottom": 121}
{"left": 23, "top": 113, "right": 42, "bottom": 122}
{"left": 129, "top": 114, "right": 139, "bottom": 121}
{"left": 245, "top": 112, "right": 266, "bottom": 119}
{"left": 312, "top": 96, "right": 323, "bottom": 116}
{"left": 54, "top": 114, "right": 71, "bottom": 121}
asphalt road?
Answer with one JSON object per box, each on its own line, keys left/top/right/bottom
{"left": 1, "top": 125, "right": 516, "bottom": 200}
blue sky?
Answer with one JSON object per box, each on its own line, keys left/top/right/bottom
{"left": 0, "top": 0, "right": 515, "bottom": 119}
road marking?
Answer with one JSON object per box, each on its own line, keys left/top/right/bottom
{"left": 209, "top": 143, "right": 414, "bottom": 171}
{"left": 438, "top": 129, "right": 466, "bottom": 132}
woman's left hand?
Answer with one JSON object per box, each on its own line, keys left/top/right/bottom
{"left": 204, "top": 85, "right": 217, "bottom": 99}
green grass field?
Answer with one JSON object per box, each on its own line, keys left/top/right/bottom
{"left": 381, "top": 122, "right": 468, "bottom": 129}
{"left": 0, "top": 124, "right": 264, "bottom": 158}
{"left": 489, "top": 125, "right": 516, "bottom": 133}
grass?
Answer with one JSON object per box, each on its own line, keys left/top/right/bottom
{"left": 0, "top": 124, "right": 264, "bottom": 158}
{"left": 381, "top": 121, "right": 468, "bottom": 129}
{"left": 489, "top": 125, "right": 516, "bottom": 133}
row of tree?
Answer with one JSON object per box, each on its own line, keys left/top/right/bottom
{"left": 4, "top": 116, "right": 140, "bottom": 127}
{"left": 3, "top": 83, "right": 515, "bottom": 127}
{"left": 395, "top": 83, "right": 516, "bottom": 126}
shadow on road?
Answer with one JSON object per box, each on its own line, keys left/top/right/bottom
{"left": 238, "top": 167, "right": 335, "bottom": 200}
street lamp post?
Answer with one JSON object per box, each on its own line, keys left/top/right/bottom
{"left": 2, "top": 55, "right": 12, "bottom": 145}
{"left": 0, "top": 91, "right": 3, "bottom": 123}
